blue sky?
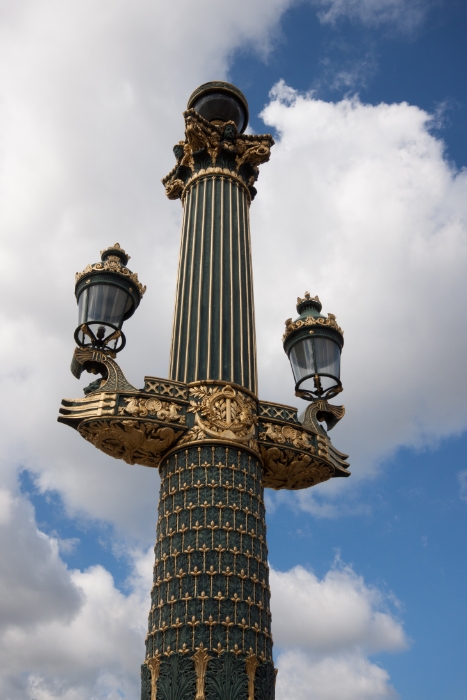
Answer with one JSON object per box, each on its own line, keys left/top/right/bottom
{"left": 1, "top": 1, "right": 466, "bottom": 698}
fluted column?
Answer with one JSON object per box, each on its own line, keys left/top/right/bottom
{"left": 170, "top": 175, "right": 257, "bottom": 393}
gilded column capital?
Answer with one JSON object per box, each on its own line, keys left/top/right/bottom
{"left": 162, "top": 109, "right": 274, "bottom": 202}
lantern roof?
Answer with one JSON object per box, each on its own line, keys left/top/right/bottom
{"left": 283, "top": 292, "right": 344, "bottom": 350}
{"left": 74, "top": 243, "right": 146, "bottom": 303}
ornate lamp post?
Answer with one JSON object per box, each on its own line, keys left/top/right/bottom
{"left": 58, "top": 81, "right": 350, "bottom": 700}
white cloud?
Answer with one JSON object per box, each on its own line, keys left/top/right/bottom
{"left": 275, "top": 650, "right": 397, "bottom": 700}
{"left": 0, "top": 0, "right": 294, "bottom": 540}
{"left": 271, "top": 563, "right": 406, "bottom": 699}
{"left": 0, "top": 487, "right": 405, "bottom": 698}
{"left": 0, "top": 3, "right": 431, "bottom": 697}
{"left": 270, "top": 564, "right": 406, "bottom": 653}
{"left": 0, "top": 2, "right": 461, "bottom": 532}
{"left": 254, "top": 82, "right": 467, "bottom": 505}
{"left": 0, "top": 487, "right": 153, "bottom": 699}
{"left": 310, "top": 0, "right": 425, "bottom": 29}
{"left": 0, "top": 491, "right": 82, "bottom": 629}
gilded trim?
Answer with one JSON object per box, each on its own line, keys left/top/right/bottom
{"left": 147, "top": 655, "right": 161, "bottom": 700}
{"left": 219, "top": 177, "right": 224, "bottom": 380}
{"left": 206, "top": 178, "right": 215, "bottom": 379}
{"left": 237, "top": 184, "right": 244, "bottom": 388}
{"left": 184, "top": 181, "right": 199, "bottom": 383}
{"left": 194, "top": 179, "right": 207, "bottom": 381}
{"left": 245, "top": 654, "right": 259, "bottom": 700}
{"left": 245, "top": 197, "right": 258, "bottom": 395}
{"left": 181, "top": 168, "right": 252, "bottom": 205}
{"left": 170, "top": 191, "right": 189, "bottom": 378}
{"left": 193, "top": 645, "right": 210, "bottom": 700}
{"left": 229, "top": 179, "right": 234, "bottom": 383}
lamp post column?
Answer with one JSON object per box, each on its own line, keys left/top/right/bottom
{"left": 170, "top": 172, "right": 257, "bottom": 393}
{"left": 142, "top": 82, "right": 276, "bottom": 700}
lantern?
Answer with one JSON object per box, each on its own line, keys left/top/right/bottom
{"left": 74, "top": 243, "right": 145, "bottom": 354}
{"left": 283, "top": 292, "right": 344, "bottom": 401}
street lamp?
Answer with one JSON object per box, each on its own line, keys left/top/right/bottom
{"left": 283, "top": 291, "right": 344, "bottom": 401}
{"left": 58, "top": 81, "right": 350, "bottom": 700}
{"left": 74, "top": 243, "right": 145, "bottom": 354}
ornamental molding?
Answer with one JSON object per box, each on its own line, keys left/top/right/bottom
{"left": 245, "top": 654, "right": 259, "bottom": 700}
{"left": 78, "top": 419, "right": 183, "bottom": 468}
{"left": 259, "top": 423, "right": 314, "bottom": 452}
{"left": 75, "top": 257, "right": 147, "bottom": 297}
{"left": 260, "top": 445, "right": 333, "bottom": 490}
{"left": 193, "top": 645, "right": 210, "bottom": 700}
{"left": 162, "top": 109, "right": 274, "bottom": 202}
{"left": 119, "top": 397, "right": 186, "bottom": 424}
{"left": 179, "top": 168, "right": 253, "bottom": 203}
{"left": 179, "top": 384, "right": 258, "bottom": 452}
{"left": 59, "top": 355, "right": 349, "bottom": 482}
{"left": 282, "top": 312, "right": 343, "bottom": 341}
{"left": 146, "top": 655, "right": 161, "bottom": 700}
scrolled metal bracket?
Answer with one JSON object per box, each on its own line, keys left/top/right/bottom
{"left": 58, "top": 353, "right": 349, "bottom": 485}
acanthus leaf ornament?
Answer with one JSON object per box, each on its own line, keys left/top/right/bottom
{"left": 78, "top": 420, "right": 183, "bottom": 468}
{"left": 260, "top": 445, "right": 334, "bottom": 490}
{"left": 180, "top": 383, "right": 258, "bottom": 452}
{"left": 193, "top": 645, "right": 210, "bottom": 700}
{"left": 245, "top": 654, "right": 259, "bottom": 700}
{"left": 162, "top": 109, "right": 274, "bottom": 202}
{"left": 146, "top": 655, "right": 161, "bottom": 700}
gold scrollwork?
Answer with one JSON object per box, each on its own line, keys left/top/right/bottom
{"left": 283, "top": 313, "right": 343, "bottom": 341}
{"left": 75, "top": 249, "right": 146, "bottom": 297}
{"left": 301, "top": 400, "right": 345, "bottom": 434}
{"left": 259, "top": 423, "right": 314, "bottom": 451}
{"left": 260, "top": 446, "right": 333, "bottom": 490}
{"left": 78, "top": 420, "right": 183, "bottom": 468}
{"left": 180, "top": 384, "right": 258, "bottom": 451}
{"left": 119, "top": 397, "right": 186, "bottom": 424}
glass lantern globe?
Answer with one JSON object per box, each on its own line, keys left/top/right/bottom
{"left": 283, "top": 293, "right": 344, "bottom": 401}
{"left": 187, "top": 81, "right": 249, "bottom": 133}
{"left": 74, "top": 243, "right": 145, "bottom": 353}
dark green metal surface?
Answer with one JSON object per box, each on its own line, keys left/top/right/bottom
{"left": 170, "top": 177, "right": 257, "bottom": 394}
{"left": 146, "top": 444, "right": 271, "bottom": 660}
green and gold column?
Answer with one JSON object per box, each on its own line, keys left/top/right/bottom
{"left": 170, "top": 172, "right": 257, "bottom": 393}
{"left": 142, "top": 83, "right": 276, "bottom": 699}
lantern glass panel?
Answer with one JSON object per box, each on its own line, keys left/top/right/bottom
{"left": 289, "top": 337, "right": 316, "bottom": 384}
{"left": 192, "top": 92, "right": 246, "bottom": 132}
{"left": 78, "top": 285, "right": 132, "bottom": 328}
{"left": 313, "top": 337, "right": 341, "bottom": 380}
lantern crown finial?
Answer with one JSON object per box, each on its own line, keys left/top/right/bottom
{"left": 100, "top": 242, "right": 130, "bottom": 266}
{"left": 296, "top": 292, "right": 322, "bottom": 316}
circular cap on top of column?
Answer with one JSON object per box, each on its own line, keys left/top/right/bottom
{"left": 187, "top": 81, "right": 249, "bottom": 134}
